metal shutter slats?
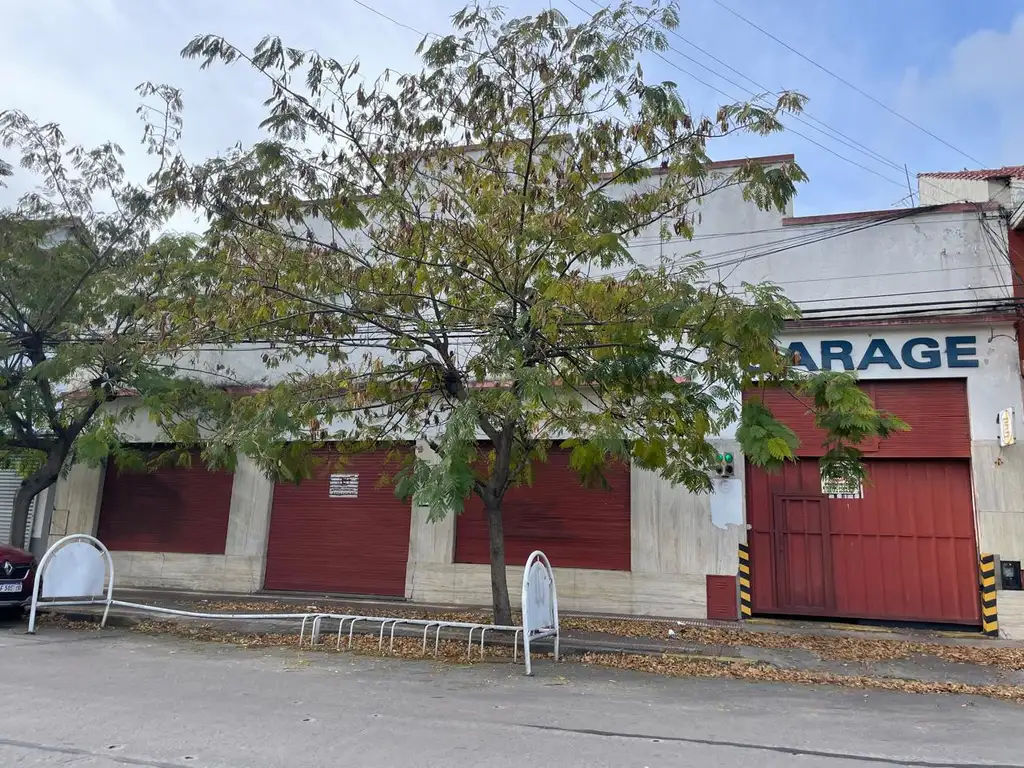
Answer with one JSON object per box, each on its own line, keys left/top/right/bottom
{"left": 96, "top": 451, "right": 233, "bottom": 554}
{"left": 455, "top": 448, "right": 631, "bottom": 570}
{"left": 0, "top": 471, "right": 37, "bottom": 550}
{"left": 264, "top": 448, "right": 412, "bottom": 597}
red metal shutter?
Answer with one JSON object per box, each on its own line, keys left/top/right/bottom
{"left": 745, "top": 379, "right": 970, "bottom": 458}
{"left": 454, "top": 448, "right": 631, "bottom": 570}
{"left": 264, "top": 448, "right": 412, "bottom": 597}
{"left": 97, "top": 451, "right": 233, "bottom": 554}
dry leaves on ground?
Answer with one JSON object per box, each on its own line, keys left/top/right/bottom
{"left": 131, "top": 600, "right": 1024, "bottom": 671}
{"left": 580, "top": 652, "right": 1024, "bottom": 703}
{"left": 131, "top": 618, "right": 521, "bottom": 663}
{"left": 563, "top": 618, "right": 1024, "bottom": 670}
{"left": 181, "top": 600, "right": 492, "bottom": 625}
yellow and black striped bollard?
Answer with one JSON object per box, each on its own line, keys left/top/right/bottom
{"left": 980, "top": 553, "right": 999, "bottom": 638}
{"left": 738, "top": 543, "right": 752, "bottom": 619}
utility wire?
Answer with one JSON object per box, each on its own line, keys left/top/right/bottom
{"left": 709, "top": 0, "right": 987, "bottom": 168}
{"left": 353, "top": 0, "right": 972, "bottom": 208}
{"left": 582, "top": 0, "right": 904, "bottom": 176}
{"left": 581, "top": 0, "right": 983, "bottom": 208}
{"left": 563, "top": 0, "right": 907, "bottom": 190}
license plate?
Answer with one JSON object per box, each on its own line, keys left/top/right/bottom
{"left": 0, "top": 582, "right": 22, "bottom": 593}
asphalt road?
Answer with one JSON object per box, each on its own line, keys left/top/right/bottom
{"left": 2, "top": 623, "right": 1023, "bottom": 768}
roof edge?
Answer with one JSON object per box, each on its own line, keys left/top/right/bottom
{"left": 598, "top": 153, "right": 795, "bottom": 181}
{"left": 782, "top": 201, "right": 998, "bottom": 227}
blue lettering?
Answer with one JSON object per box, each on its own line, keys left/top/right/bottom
{"left": 946, "top": 335, "right": 979, "bottom": 368}
{"left": 901, "top": 338, "right": 941, "bottom": 369}
{"left": 787, "top": 341, "right": 818, "bottom": 371}
{"left": 821, "top": 340, "right": 855, "bottom": 371}
{"left": 857, "top": 339, "right": 901, "bottom": 370}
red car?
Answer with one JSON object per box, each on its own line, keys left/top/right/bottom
{"left": 0, "top": 543, "right": 37, "bottom": 616}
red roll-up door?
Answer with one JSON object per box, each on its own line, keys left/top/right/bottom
{"left": 744, "top": 379, "right": 980, "bottom": 625}
{"left": 745, "top": 379, "right": 970, "bottom": 458}
{"left": 454, "top": 448, "right": 631, "bottom": 570}
{"left": 264, "top": 448, "right": 412, "bottom": 597}
{"left": 97, "top": 451, "right": 234, "bottom": 554}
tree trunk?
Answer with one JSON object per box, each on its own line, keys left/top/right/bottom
{"left": 484, "top": 500, "right": 513, "bottom": 626}
{"left": 8, "top": 450, "right": 65, "bottom": 548}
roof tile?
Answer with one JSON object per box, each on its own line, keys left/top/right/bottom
{"left": 918, "top": 166, "right": 1024, "bottom": 181}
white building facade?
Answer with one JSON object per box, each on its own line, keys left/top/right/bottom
{"left": 46, "top": 155, "right": 1024, "bottom": 636}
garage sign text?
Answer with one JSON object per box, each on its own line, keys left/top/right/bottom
{"left": 787, "top": 336, "right": 978, "bottom": 371}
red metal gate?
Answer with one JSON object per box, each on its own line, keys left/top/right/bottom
{"left": 745, "top": 379, "right": 980, "bottom": 625}
{"left": 263, "top": 448, "right": 412, "bottom": 597}
{"left": 97, "top": 451, "right": 234, "bottom": 554}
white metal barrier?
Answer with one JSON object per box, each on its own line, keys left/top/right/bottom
{"left": 28, "top": 537, "right": 561, "bottom": 675}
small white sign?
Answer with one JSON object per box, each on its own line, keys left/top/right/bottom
{"left": 999, "top": 408, "right": 1016, "bottom": 447}
{"left": 820, "top": 472, "right": 863, "bottom": 500}
{"left": 329, "top": 473, "right": 359, "bottom": 498}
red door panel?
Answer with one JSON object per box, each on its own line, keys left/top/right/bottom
{"left": 97, "top": 451, "right": 233, "bottom": 555}
{"left": 774, "top": 496, "right": 832, "bottom": 613}
{"left": 827, "top": 460, "right": 979, "bottom": 624}
{"left": 264, "top": 448, "right": 412, "bottom": 597}
{"left": 455, "top": 449, "right": 631, "bottom": 570}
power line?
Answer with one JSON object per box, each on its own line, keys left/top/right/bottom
{"left": 349, "top": 0, "right": 425, "bottom": 38}
{"left": 622, "top": 211, "right": 999, "bottom": 245}
{"left": 709, "top": 0, "right": 987, "bottom": 168}
{"left": 564, "top": 0, "right": 908, "bottom": 191}
{"left": 351, "top": 0, "right": 975, "bottom": 212}
{"left": 582, "top": 0, "right": 905, "bottom": 177}
{"left": 580, "top": 0, "right": 986, "bottom": 209}
{"left": 318, "top": 2, "right": 1014, "bottom": 320}
{"left": 794, "top": 283, "right": 1015, "bottom": 305}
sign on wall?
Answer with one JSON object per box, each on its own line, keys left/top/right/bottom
{"left": 329, "top": 474, "right": 359, "bottom": 498}
{"left": 999, "top": 408, "right": 1016, "bottom": 447}
{"left": 787, "top": 335, "right": 979, "bottom": 372}
{"left": 820, "top": 471, "right": 863, "bottom": 500}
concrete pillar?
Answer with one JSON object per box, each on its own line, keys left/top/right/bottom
{"left": 29, "top": 484, "right": 57, "bottom": 557}
{"left": 405, "top": 440, "right": 456, "bottom": 599}
{"left": 222, "top": 453, "right": 276, "bottom": 592}
{"left": 48, "top": 462, "right": 105, "bottom": 547}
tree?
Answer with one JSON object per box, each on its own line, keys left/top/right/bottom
{"left": 173, "top": 2, "right": 907, "bottom": 624}
{"left": 0, "top": 85, "right": 232, "bottom": 547}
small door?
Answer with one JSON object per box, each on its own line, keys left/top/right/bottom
{"left": 773, "top": 494, "right": 832, "bottom": 614}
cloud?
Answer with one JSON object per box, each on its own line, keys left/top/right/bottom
{"left": 895, "top": 13, "right": 1024, "bottom": 167}
{"left": 0, "top": 0, "right": 1015, "bottom": 223}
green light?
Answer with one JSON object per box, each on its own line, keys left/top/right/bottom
{"left": 716, "top": 453, "right": 724, "bottom": 462}
{"left": 724, "top": 453, "right": 733, "bottom": 463}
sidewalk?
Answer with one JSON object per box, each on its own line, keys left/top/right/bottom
{"left": 35, "top": 587, "right": 1024, "bottom": 691}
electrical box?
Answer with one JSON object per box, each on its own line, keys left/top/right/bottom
{"left": 1000, "top": 559, "right": 1022, "bottom": 591}
{"left": 706, "top": 575, "right": 739, "bottom": 621}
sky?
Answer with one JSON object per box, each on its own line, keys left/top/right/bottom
{"left": 1, "top": 0, "right": 1021, "bottom": 224}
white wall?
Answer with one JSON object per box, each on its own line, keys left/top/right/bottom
{"left": 918, "top": 177, "right": 991, "bottom": 206}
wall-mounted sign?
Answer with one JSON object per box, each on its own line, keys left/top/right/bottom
{"left": 820, "top": 470, "right": 863, "bottom": 500}
{"left": 999, "top": 408, "right": 1016, "bottom": 447}
{"left": 329, "top": 474, "right": 359, "bottom": 498}
{"left": 788, "top": 336, "right": 978, "bottom": 372}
